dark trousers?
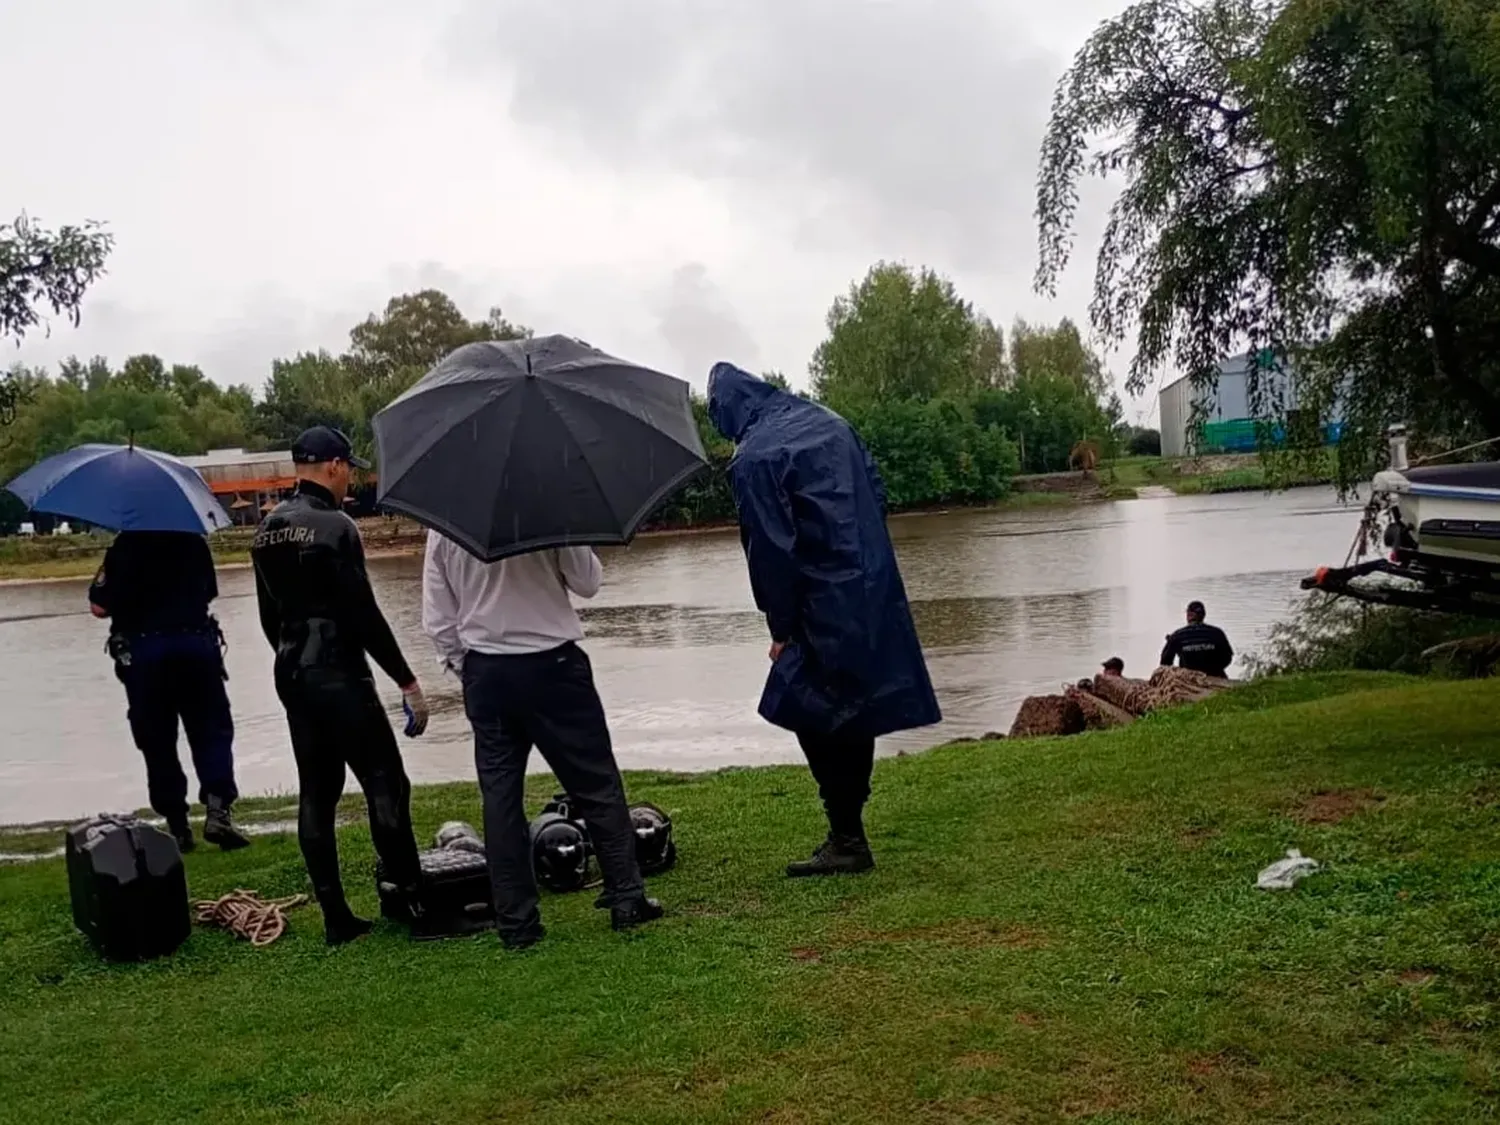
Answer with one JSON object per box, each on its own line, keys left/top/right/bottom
{"left": 117, "top": 632, "right": 237, "bottom": 824}
{"left": 796, "top": 728, "right": 877, "bottom": 840}
{"left": 462, "top": 643, "right": 644, "bottom": 938}
{"left": 277, "top": 666, "right": 422, "bottom": 921}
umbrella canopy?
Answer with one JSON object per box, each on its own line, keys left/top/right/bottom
{"left": 373, "top": 336, "right": 707, "bottom": 561}
{"left": 4, "top": 443, "right": 231, "bottom": 534}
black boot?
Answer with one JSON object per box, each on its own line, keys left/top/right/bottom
{"left": 323, "top": 907, "right": 375, "bottom": 946}
{"left": 202, "top": 796, "right": 250, "bottom": 851}
{"left": 786, "top": 834, "right": 875, "bottom": 878}
{"left": 167, "top": 816, "right": 195, "bottom": 854}
{"left": 500, "top": 924, "right": 545, "bottom": 951}
{"left": 611, "top": 896, "right": 664, "bottom": 932}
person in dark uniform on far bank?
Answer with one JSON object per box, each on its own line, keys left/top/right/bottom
{"left": 1160, "top": 600, "right": 1234, "bottom": 678}
{"left": 251, "top": 425, "right": 431, "bottom": 945}
{"left": 89, "top": 530, "right": 249, "bottom": 853}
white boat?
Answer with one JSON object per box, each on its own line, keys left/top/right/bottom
{"left": 1303, "top": 425, "right": 1500, "bottom": 616}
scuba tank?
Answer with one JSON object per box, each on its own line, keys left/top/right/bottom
{"left": 528, "top": 795, "right": 592, "bottom": 893}
{"left": 628, "top": 802, "right": 677, "bottom": 875}
{"left": 525, "top": 795, "right": 679, "bottom": 891}
{"left": 65, "top": 814, "right": 191, "bottom": 962}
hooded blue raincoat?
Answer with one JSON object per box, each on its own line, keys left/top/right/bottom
{"left": 707, "top": 363, "right": 941, "bottom": 739}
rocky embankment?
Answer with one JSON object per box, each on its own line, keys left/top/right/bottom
{"left": 1009, "top": 666, "right": 1234, "bottom": 738}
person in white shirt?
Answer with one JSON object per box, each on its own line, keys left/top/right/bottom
{"left": 422, "top": 531, "right": 662, "bottom": 947}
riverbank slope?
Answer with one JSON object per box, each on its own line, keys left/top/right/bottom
{"left": 2, "top": 672, "right": 1496, "bottom": 1123}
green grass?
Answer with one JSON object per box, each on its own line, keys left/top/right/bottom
{"left": 1104, "top": 452, "right": 1337, "bottom": 497}
{"left": 0, "top": 530, "right": 256, "bottom": 581}
{"left": 3, "top": 673, "right": 1499, "bottom": 1123}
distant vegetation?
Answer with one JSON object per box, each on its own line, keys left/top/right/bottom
{"left": 3, "top": 267, "right": 1127, "bottom": 533}
{"left": 1251, "top": 595, "right": 1500, "bottom": 679}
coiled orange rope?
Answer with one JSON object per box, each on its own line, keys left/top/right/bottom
{"left": 193, "top": 889, "right": 309, "bottom": 946}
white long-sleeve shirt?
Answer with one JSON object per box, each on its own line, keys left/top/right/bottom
{"left": 421, "top": 531, "right": 602, "bottom": 672}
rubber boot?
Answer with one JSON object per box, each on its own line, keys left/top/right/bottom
{"left": 785, "top": 834, "right": 875, "bottom": 878}
{"left": 323, "top": 906, "right": 375, "bottom": 946}
{"left": 202, "top": 796, "right": 251, "bottom": 851}
{"left": 611, "top": 896, "right": 664, "bottom": 932}
{"left": 167, "top": 816, "right": 195, "bottom": 854}
{"left": 500, "top": 926, "right": 545, "bottom": 951}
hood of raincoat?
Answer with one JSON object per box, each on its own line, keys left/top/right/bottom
{"left": 707, "top": 362, "right": 784, "bottom": 442}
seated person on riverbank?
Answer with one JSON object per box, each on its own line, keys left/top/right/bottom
{"left": 1078, "top": 657, "right": 1125, "bottom": 690}
{"left": 1160, "top": 600, "right": 1234, "bottom": 679}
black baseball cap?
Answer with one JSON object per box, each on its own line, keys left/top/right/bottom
{"left": 1101, "top": 656, "right": 1124, "bottom": 673}
{"left": 292, "top": 426, "right": 370, "bottom": 470}
{"left": 1187, "top": 599, "right": 1206, "bottom": 616}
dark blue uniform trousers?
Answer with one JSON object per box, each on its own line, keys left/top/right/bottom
{"left": 117, "top": 631, "right": 238, "bottom": 823}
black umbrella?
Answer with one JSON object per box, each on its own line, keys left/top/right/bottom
{"left": 372, "top": 336, "right": 708, "bottom": 561}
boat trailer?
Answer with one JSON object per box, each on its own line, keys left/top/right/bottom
{"left": 1301, "top": 558, "right": 1500, "bottom": 619}
{"left": 1302, "top": 425, "right": 1500, "bottom": 619}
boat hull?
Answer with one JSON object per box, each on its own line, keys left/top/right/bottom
{"left": 1376, "top": 464, "right": 1500, "bottom": 570}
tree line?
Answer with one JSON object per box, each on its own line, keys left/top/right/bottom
{"left": 1, "top": 264, "right": 1130, "bottom": 531}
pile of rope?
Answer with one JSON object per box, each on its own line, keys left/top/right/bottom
{"left": 193, "top": 889, "right": 309, "bottom": 947}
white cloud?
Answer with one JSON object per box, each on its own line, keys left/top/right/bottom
{"left": 3, "top": 0, "right": 1141, "bottom": 408}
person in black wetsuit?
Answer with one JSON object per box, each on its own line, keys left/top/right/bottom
{"left": 1160, "top": 600, "right": 1234, "bottom": 678}
{"left": 251, "top": 426, "right": 431, "bottom": 945}
{"left": 89, "top": 530, "right": 249, "bottom": 853}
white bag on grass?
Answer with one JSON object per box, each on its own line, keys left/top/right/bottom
{"left": 1256, "top": 848, "right": 1320, "bottom": 890}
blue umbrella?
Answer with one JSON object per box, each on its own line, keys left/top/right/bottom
{"left": 4, "top": 443, "right": 231, "bottom": 534}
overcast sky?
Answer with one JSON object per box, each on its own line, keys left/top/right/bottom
{"left": 1, "top": 0, "right": 1148, "bottom": 418}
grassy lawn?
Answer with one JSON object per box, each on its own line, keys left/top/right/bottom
{"left": 2, "top": 672, "right": 1499, "bottom": 1123}
{"left": 1104, "top": 453, "right": 1336, "bottom": 498}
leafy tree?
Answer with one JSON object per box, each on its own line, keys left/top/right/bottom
{"left": 810, "top": 262, "right": 1003, "bottom": 411}
{"left": 842, "top": 396, "right": 1020, "bottom": 508}
{"left": 0, "top": 214, "right": 113, "bottom": 424}
{"left": 1036, "top": 0, "right": 1500, "bottom": 486}
{"left": 646, "top": 395, "right": 738, "bottom": 528}
{"left": 1008, "top": 319, "right": 1106, "bottom": 398}
{"left": 117, "top": 354, "right": 169, "bottom": 394}
{"left": 257, "top": 351, "right": 367, "bottom": 450}
{"left": 348, "top": 290, "right": 529, "bottom": 392}
{"left": 967, "top": 321, "right": 1120, "bottom": 472}
{"left": 1124, "top": 426, "right": 1163, "bottom": 456}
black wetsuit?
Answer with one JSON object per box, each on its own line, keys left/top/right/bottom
{"left": 250, "top": 481, "right": 422, "bottom": 923}
{"left": 89, "top": 531, "right": 236, "bottom": 829}
{"left": 1160, "top": 621, "right": 1234, "bottom": 678}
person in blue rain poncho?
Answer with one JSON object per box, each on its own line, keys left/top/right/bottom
{"left": 707, "top": 362, "right": 941, "bottom": 877}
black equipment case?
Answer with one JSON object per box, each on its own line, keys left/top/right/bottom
{"left": 377, "top": 847, "right": 494, "bottom": 940}
{"left": 65, "top": 815, "right": 191, "bottom": 961}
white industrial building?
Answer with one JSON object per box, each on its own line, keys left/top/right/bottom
{"left": 1157, "top": 351, "right": 1339, "bottom": 457}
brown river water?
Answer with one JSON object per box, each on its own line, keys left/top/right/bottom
{"left": 0, "top": 488, "right": 1358, "bottom": 824}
